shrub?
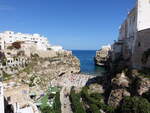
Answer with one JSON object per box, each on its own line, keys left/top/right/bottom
{"left": 7, "top": 46, "right": 14, "bottom": 50}
{"left": 90, "top": 104, "right": 101, "bottom": 113}
{"left": 2, "top": 59, "right": 6, "bottom": 66}
{"left": 3, "top": 71, "right": 11, "bottom": 81}
{"left": 120, "top": 96, "right": 150, "bottom": 113}
{"left": 17, "top": 51, "right": 25, "bottom": 56}
{"left": 142, "top": 91, "right": 150, "bottom": 102}
{"left": 40, "top": 106, "right": 52, "bottom": 113}
{"left": 31, "top": 53, "right": 39, "bottom": 58}
{"left": 90, "top": 93, "right": 103, "bottom": 102}
{"left": 53, "top": 92, "right": 61, "bottom": 113}
{"left": 81, "top": 86, "right": 115, "bottom": 113}
{"left": 12, "top": 41, "right": 21, "bottom": 49}
{"left": 81, "top": 86, "right": 103, "bottom": 106}
{"left": 70, "top": 87, "right": 86, "bottom": 113}
{"left": 0, "top": 52, "right": 5, "bottom": 59}
{"left": 102, "top": 105, "right": 115, "bottom": 113}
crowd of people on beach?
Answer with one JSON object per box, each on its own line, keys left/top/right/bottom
{"left": 51, "top": 74, "right": 93, "bottom": 87}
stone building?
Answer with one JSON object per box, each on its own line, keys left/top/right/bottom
{"left": 113, "top": 0, "right": 150, "bottom": 69}
{"left": 4, "top": 83, "right": 37, "bottom": 113}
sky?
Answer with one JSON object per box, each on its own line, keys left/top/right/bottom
{"left": 0, "top": 0, "right": 136, "bottom": 50}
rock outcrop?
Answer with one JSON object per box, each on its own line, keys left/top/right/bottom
{"left": 106, "top": 69, "right": 150, "bottom": 108}
{"left": 107, "top": 71, "right": 131, "bottom": 107}
{"left": 94, "top": 45, "right": 111, "bottom": 66}
{"left": 111, "top": 72, "right": 130, "bottom": 88}
{"left": 136, "top": 76, "right": 150, "bottom": 96}
{"left": 10, "top": 51, "right": 80, "bottom": 91}
{"left": 108, "top": 88, "right": 130, "bottom": 107}
{"left": 88, "top": 83, "right": 104, "bottom": 94}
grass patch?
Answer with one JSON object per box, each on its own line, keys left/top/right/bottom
{"left": 37, "top": 87, "right": 61, "bottom": 113}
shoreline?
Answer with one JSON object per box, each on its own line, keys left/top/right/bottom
{"left": 50, "top": 73, "right": 95, "bottom": 88}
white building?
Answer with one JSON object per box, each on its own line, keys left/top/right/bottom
{"left": 0, "top": 31, "right": 51, "bottom": 51}
{"left": 50, "top": 45, "right": 63, "bottom": 51}
{"left": 116, "top": 0, "right": 150, "bottom": 68}
{"left": 118, "top": 7, "right": 137, "bottom": 53}
{"left": 0, "top": 82, "right": 4, "bottom": 113}
{"left": 118, "top": 0, "right": 150, "bottom": 52}
{"left": 137, "top": 0, "right": 150, "bottom": 31}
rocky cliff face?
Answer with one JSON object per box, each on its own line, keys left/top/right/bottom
{"left": 86, "top": 65, "right": 150, "bottom": 111}
{"left": 6, "top": 51, "right": 80, "bottom": 91}
{"left": 94, "top": 46, "right": 111, "bottom": 66}
{"left": 103, "top": 69, "right": 150, "bottom": 108}
{"left": 92, "top": 44, "right": 150, "bottom": 112}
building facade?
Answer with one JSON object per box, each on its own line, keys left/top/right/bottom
{"left": 50, "top": 45, "right": 63, "bottom": 51}
{"left": 0, "top": 31, "right": 51, "bottom": 51}
{"left": 115, "top": 0, "right": 150, "bottom": 69}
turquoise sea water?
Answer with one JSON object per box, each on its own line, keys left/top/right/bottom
{"left": 72, "top": 50, "right": 105, "bottom": 76}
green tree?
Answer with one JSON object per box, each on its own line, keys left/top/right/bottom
{"left": 120, "top": 96, "right": 150, "bottom": 113}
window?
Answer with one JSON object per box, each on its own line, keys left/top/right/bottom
{"left": 138, "top": 42, "right": 141, "bottom": 47}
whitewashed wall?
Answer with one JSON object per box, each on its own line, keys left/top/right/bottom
{"left": 0, "top": 31, "right": 50, "bottom": 51}
{"left": 0, "top": 82, "right": 4, "bottom": 113}
{"left": 137, "top": 0, "right": 150, "bottom": 31}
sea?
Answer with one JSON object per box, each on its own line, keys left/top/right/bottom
{"left": 72, "top": 50, "right": 105, "bottom": 76}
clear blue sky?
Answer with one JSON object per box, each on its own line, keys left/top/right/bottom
{"left": 0, "top": 0, "right": 136, "bottom": 50}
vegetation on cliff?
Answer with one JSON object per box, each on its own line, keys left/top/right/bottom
{"left": 81, "top": 86, "right": 115, "bottom": 113}
{"left": 17, "top": 52, "right": 80, "bottom": 91}
{"left": 39, "top": 87, "right": 61, "bottom": 113}
{"left": 40, "top": 92, "right": 61, "bottom": 113}
{"left": 119, "top": 96, "right": 150, "bottom": 113}
{"left": 70, "top": 87, "right": 86, "bottom": 113}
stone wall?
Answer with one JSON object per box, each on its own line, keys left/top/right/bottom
{"left": 132, "top": 28, "right": 150, "bottom": 69}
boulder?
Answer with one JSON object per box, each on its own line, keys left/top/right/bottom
{"left": 108, "top": 89, "right": 130, "bottom": 107}
{"left": 137, "top": 76, "right": 150, "bottom": 95}
{"left": 111, "top": 72, "right": 130, "bottom": 88}
{"left": 94, "top": 45, "right": 111, "bottom": 66}
{"left": 89, "top": 83, "right": 104, "bottom": 94}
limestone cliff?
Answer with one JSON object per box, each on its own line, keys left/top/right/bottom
{"left": 5, "top": 51, "right": 80, "bottom": 91}
{"left": 84, "top": 68, "right": 150, "bottom": 113}
{"left": 94, "top": 45, "right": 111, "bottom": 66}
